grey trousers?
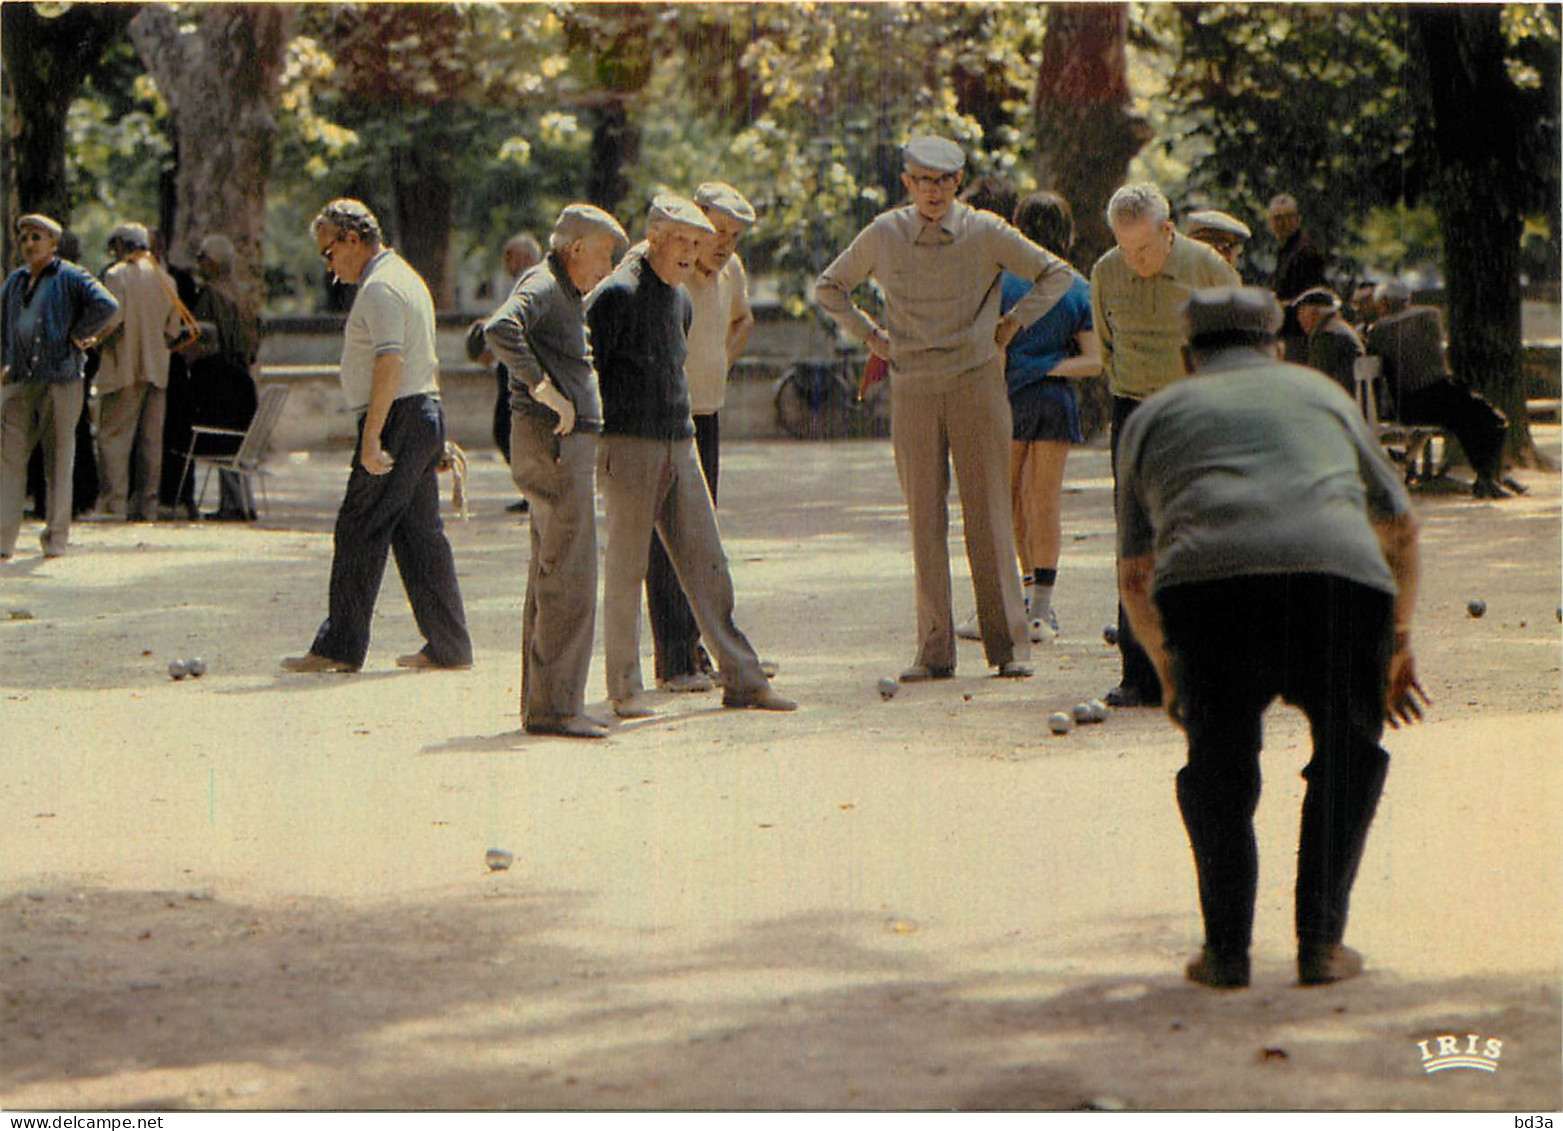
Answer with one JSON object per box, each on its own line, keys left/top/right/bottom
{"left": 98, "top": 381, "right": 166, "bottom": 518}
{"left": 598, "top": 433, "right": 767, "bottom": 703}
{"left": 510, "top": 412, "right": 600, "bottom": 727}
{"left": 1, "top": 379, "right": 84, "bottom": 556}
{"left": 890, "top": 358, "right": 1029, "bottom": 671}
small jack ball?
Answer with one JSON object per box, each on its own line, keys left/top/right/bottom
{"left": 1467, "top": 599, "right": 1486, "bottom": 619}
{"left": 187, "top": 657, "right": 206, "bottom": 678}
{"left": 168, "top": 659, "right": 188, "bottom": 680}
{"left": 1102, "top": 624, "right": 1119, "bottom": 646}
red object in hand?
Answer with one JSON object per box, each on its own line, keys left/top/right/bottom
{"left": 858, "top": 354, "right": 889, "bottom": 399}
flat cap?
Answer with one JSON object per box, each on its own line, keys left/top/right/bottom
{"left": 14, "top": 213, "right": 63, "bottom": 238}
{"left": 1182, "top": 285, "right": 1283, "bottom": 344}
{"left": 648, "top": 193, "right": 716, "bottom": 234}
{"left": 1291, "top": 286, "right": 1340, "bottom": 310}
{"left": 693, "top": 182, "right": 756, "bottom": 226}
{"left": 552, "top": 203, "right": 629, "bottom": 254}
{"left": 108, "top": 222, "right": 151, "bottom": 249}
{"left": 902, "top": 135, "right": 965, "bottom": 174}
{"left": 1185, "top": 209, "right": 1251, "bottom": 240}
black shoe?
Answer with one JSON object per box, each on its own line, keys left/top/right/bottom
{"left": 1105, "top": 682, "right": 1161, "bottom": 708}
{"left": 1472, "top": 477, "right": 1511, "bottom": 499}
{"left": 204, "top": 508, "right": 255, "bottom": 522}
{"left": 506, "top": 499, "right": 530, "bottom": 514}
{"left": 1185, "top": 947, "right": 1250, "bottom": 989}
{"left": 1501, "top": 475, "right": 1529, "bottom": 496}
{"left": 1298, "top": 943, "right": 1364, "bottom": 986}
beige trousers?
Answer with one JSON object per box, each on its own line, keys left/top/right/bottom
{"left": 890, "top": 358, "right": 1029, "bottom": 671}
{"left": 97, "top": 380, "right": 165, "bottom": 518}
{"left": 1, "top": 379, "right": 84, "bottom": 556}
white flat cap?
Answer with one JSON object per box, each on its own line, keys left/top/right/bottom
{"left": 648, "top": 193, "right": 716, "bottom": 234}
{"left": 1183, "top": 286, "right": 1284, "bottom": 343}
{"left": 902, "top": 136, "right": 965, "bottom": 173}
{"left": 693, "top": 182, "right": 756, "bottom": 226}
{"left": 552, "top": 204, "right": 629, "bottom": 254}
{"left": 1186, "top": 210, "right": 1252, "bottom": 240}
{"left": 108, "top": 223, "right": 151, "bottom": 249}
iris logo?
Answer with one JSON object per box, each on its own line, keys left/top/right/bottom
{"left": 1416, "top": 1033, "right": 1503, "bottom": 1073}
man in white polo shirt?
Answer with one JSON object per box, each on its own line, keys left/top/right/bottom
{"left": 645, "top": 181, "right": 757, "bottom": 693}
{"left": 283, "top": 198, "right": 472, "bottom": 674}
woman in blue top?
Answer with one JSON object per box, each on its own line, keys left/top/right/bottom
{"left": 960, "top": 191, "right": 1100, "bottom": 643}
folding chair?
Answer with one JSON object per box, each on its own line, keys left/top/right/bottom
{"left": 178, "top": 383, "right": 291, "bottom": 516}
{"left": 1353, "top": 356, "right": 1442, "bottom": 483}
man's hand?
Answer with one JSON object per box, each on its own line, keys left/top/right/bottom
{"left": 531, "top": 377, "right": 576, "bottom": 436}
{"left": 359, "top": 439, "right": 395, "bottom": 476}
{"left": 995, "top": 314, "right": 1022, "bottom": 350}
{"left": 865, "top": 328, "right": 892, "bottom": 360}
{"left": 1385, "top": 637, "right": 1430, "bottom": 728}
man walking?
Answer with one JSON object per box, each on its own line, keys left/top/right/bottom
{"left": 591, "top": 195, "right": 794, "bottom": 720}
{"left": 96, "top": 222, "right": 184, "bottom": 522}
{"left": 816, "top": 135, "right": 1076, "bottom": 683}
{"left": 1116, "top": 286, "right": 1426, "bottom": 989}
{"left": 0, "top": 214, "right": 118, "bottom": 559}
{"left": 646, "top": 181, "right": 757, "bottom": 693}
{"left": 283, "top": 199, "right": 472, "bottom": 674}
{"left": 484, "top": 205, "right": 628, "bottom": 739}
{"left": 1091, "top": 183, "right": 1240, "bottom": 707}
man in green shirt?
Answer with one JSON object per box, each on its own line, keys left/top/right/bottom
{"left": 1091, "top": 183, "right": 1239, "bottom": 708}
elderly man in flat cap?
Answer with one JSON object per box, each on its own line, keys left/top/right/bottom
{"left": 590, "top": 194, "right": 795, "bottom": 719}
{"left": 283, "top": 198, "right": 472, "bottom": 674}
{"left": 1117, "top": 285, "right": 1426, "bottom": 990}
{"left": 818, "top": 135, "right": 1077, "bottom": 684}
{"left": 1292, "top": 286, "right": 1363, "bottom": 397}
{"left": 0, "top": 214, "right": 118, "bottom": 559}
{"left": 483, "top": 204, "right": 628, "bottom": 740}
{"left": 1184, "top": 209, "right": 1251, "bottom": 272}
{"left": 96, "top": 222, "right": 186, "bottom": 522}
{"left": 644, "top": 181, "right": 759, "bottom": 695}
{"left": 1091, "top": 182, "right": 1240, "bottom": 708}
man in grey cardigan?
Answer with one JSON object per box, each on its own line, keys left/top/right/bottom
{"left": 485, "top": 204, "right": 628, "bottom": 739}
{"left": 816, "top": 135, "right": 1075, "bottom": 683}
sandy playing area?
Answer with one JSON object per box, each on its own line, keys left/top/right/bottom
{"left": 1, "top": 433, "right": 1559, "bottom": 1112}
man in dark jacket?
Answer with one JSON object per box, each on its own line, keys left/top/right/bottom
{"left": 590, "top": 195, "right": 795, "bottom": 720}
{"left": 1268, "top": 193, "right": 1328, "bottom": 363}
{"left": 1366, "top": 280, "right": 1513, "bottom": 499}
{"left": 0, "top": 213, "right": 119, "bottom": 559}
{"left": 1294, "top": 287, "right": 1364, "bottom": 397}
{"left": 484, "top": 205, "right": 626, "bottom": 739}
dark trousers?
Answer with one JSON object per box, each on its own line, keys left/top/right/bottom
{"left": 310, "top": 394, "right": 472, "bottom": 669}
{"left": 1110, "top": 395, "right": 1160, "bottom": 697}
{"left": 1158, "top": 574, "right": 1393, "bottom": 958}
{"left": 646, "top": 410, "right": 719, "bottom": 681}
{"left": 1398, "top": 380, "right": 1507, "bottom": 481}
{"left": 493, "top": 367, "right": 512, "bottom": 463}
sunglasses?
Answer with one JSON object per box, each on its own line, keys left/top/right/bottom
{"left": 319, "top": 232, "right": 351, "bottom": 262}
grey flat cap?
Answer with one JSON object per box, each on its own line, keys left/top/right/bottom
{"left": 14, "top": 213, "right": 63, "bottom": 238}
{"left": 1183, "top": 285, "right": 1284, "bottom": 343}
{"left": 693, "top": 182, "right": 756, "bottom": 226}
{"left": 1186, "top": 209, "right": 1251, "bottom": 240}
{"left": 1291, "top": 285, "right": 1340, "bottom": 310}
{"left": 648, "top": 193, "right": 716, "bottom": 234}
{"left": 552, "top": 204, "right": 629, "bottom": 254}
{"left": 902, "top": 135, "right": 965, "bottom": 173}
{"left": 108, "top": 223, "right": 151, "bottom": 249}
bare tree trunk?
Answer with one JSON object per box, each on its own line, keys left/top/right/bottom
{"left": 1407, "top": 6, "right": 1543, "bottom": 468}
{"left": 389, "top": 122, "right": 458, "bottom": 309}
{"left": 1033, "top": 3, "right": 1152, "bottom": 271}
{"left": 129, "top": 3, "right": 294, "bottom": 329}
{"left": 2, "top": 3, "right": 139, "bottom": 259}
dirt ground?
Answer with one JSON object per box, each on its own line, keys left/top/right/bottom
{"left": 1, "top": 431, "right": 1559, "bottom": 1113}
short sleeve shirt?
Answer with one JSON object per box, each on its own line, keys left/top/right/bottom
{"left": 1002, "top": 269, "right": 1092, "bottom": 394}
{"left": 339, "top": 250, "right": 440, "bottom": 412}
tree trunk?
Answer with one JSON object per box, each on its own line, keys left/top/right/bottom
{"left": 1408, "top": 6, "right": 1540, "bottom": 467}
{"left": 1032, "top": 3, "right": 1152, "bottom": 271}
{"left": 129, "top": 3, "right": 294, "bottom": 330}
{"left": 587, "top": 98, "right": 640, "bottom": 215}
{"left": 1, "top": 3, "right": 139, "bottom": 259}
{"left": 389, "top": 121, "right": 458, "bottom": 309}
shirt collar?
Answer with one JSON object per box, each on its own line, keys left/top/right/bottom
{"left": 358, "top": 248, "right": 394, "bottom": 285}
{"left": 911, "top": 200, "right": 963, "bottom": 242}
{"left": 545, "top": 251, "right": 581, "bottom": 302}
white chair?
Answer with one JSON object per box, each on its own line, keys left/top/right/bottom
{"left": 178, "top": 383, "right": 290, "bottom": 516}
{"left": 1353, "top": 356, "right": 1442, "bottom": 482}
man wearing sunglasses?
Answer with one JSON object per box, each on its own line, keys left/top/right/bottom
{"left": 817, "top": 135, "right": 1075, "bottom": 685}
{"left": 1, "top": 214, "right": 119, "bottom": 559}
{"left": 282, "top": 198, "right": 472, "bottom": 674}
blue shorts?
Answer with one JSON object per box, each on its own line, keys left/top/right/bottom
{"left": 1009, "top": 377, "right": 1083, "bottom": 444}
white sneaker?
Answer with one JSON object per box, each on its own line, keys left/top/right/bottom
{"left": 1029, "top": 618, "right": 1058, "bottom": 643}
{"left": 955, "top": 612, "right": 981, "bottom": 640}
